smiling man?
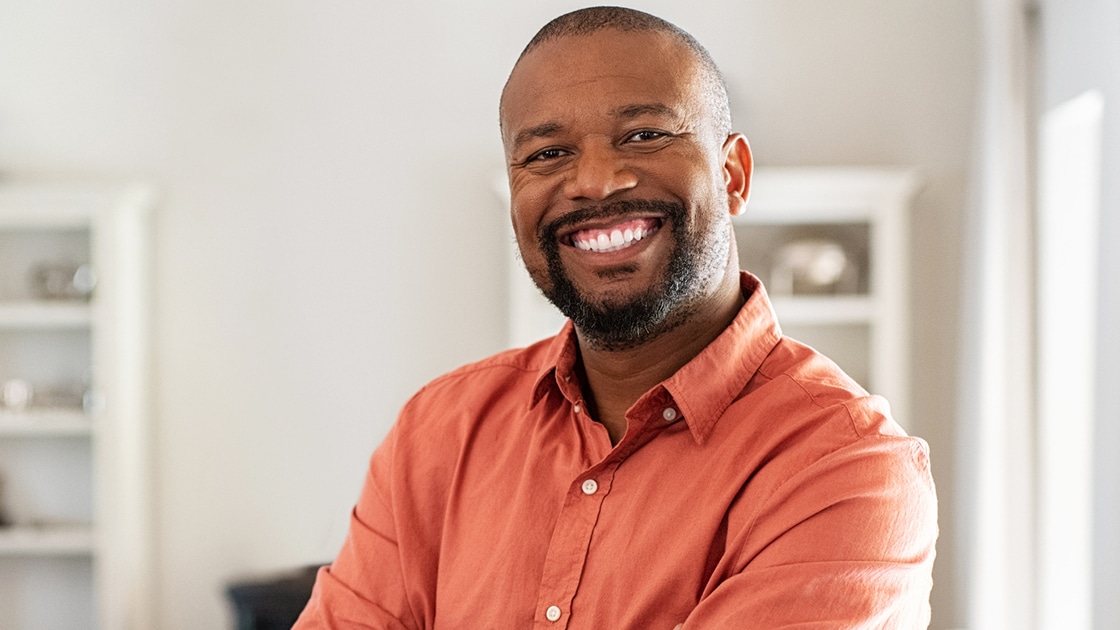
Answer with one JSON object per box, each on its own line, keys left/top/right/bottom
{"left": 295, "top": 7, "right": 937, "bottom": 629}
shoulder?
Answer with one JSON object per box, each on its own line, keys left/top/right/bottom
{"left": 371, "top": 337, "right": 559, "bottom": 484}
{"left": 724, "top": 337, "right": 936, "bottom": 551}
{"left": 390, "top": 336, "right": 556, "bottom": 438}
{"left": 412, "top": 337, "right": 552, "bottom": 403}
{"left": 724, "top": 335, "right": 931, "bottom": 509}
{"left": 753, "top": 335, "right": 906, "bottom": 439}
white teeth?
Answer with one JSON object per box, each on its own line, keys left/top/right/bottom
{"left": 572, "top": 223, "right": 653, "bottom": 252}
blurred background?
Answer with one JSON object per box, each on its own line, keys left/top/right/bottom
{"left": 0, "top": 0, "right": 1116, "bottom": 628}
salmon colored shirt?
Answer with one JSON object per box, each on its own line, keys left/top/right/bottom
{"left": 295, "top": 273, "right": 938, "bottom": 629}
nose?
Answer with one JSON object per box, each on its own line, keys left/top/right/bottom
{"left": 562, "top": 142, "right": 637, "bottom": 201}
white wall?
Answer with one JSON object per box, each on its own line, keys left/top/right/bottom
{"left": 0, "top": 1, "right": 978, "bottom": 628}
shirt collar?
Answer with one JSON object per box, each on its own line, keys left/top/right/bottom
{"left": 663, "top": 272, "right": 782, "bottom": 443}
{"left": 531, "top": 320, "right": 581, "bottom": 407}
{"left": 529, "top": 272, "right": 783, "bottom": 443}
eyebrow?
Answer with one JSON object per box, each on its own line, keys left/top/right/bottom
{"left": 612, "top": 103, "right": 678, "bottom": 120}
{"left": 512, "top": 122, "right": 564, "bottom": 153}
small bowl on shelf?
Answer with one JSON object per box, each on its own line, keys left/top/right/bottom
{"left": 28, "top": 262, "right": 97, "bottom": 301}
{"left": 769, "top": 238, "right": 859, "bottom": 296}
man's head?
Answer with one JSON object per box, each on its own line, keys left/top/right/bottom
{"left": 500, "top": 7, "right": 752, "bottom": 351}
{"left": 503, "top": 7, "right": 733, "bottom": 141}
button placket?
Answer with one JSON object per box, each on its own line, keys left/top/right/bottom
{"left": 533, "top": 457, "right": 621, "bottom": 629}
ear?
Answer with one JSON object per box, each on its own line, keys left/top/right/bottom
{"left": 721, "top": 133, "right": 752, "bottom": 217}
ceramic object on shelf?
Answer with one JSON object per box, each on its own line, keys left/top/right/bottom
{"left": 769, "top": 238, "right": 859, "bottom": 296}
{"left": 1, "top": 378, "right": 32, "bottom": 411}
{"left": 28, "top": 261, "right": 97, "bottom": 301}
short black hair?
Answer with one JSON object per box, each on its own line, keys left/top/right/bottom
{"left": 506, "top": 6, "right": 733, "bottom": 137}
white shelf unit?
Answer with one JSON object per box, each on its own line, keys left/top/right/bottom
{"left": 0, "top": 181, "right": 154, "bottom": 630}
{"left": 736, "top": 167, "right": 918, "bottom": 428}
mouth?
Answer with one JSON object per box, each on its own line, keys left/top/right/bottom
{"left": 564, "top": 217, "right": 663, "bottom": 254}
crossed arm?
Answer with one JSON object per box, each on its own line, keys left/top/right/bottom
{"left": 294, "top": 432, "right": 937, "bottom": 629}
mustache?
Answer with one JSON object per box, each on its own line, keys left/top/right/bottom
{"left": 537, "top": 199, "right": 685, "bottom": 245}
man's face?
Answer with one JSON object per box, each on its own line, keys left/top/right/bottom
{"left": 500, "top": 30, "right": 744, "bottom": 350}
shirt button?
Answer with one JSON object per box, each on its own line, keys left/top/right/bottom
{"left": 662, "top": 407, "right": 678, "bottom": 422}
{"left": 581, "top": 479, "right": 598, "bottom": 495}
{"left": 573, "top": 403, "right": 581, "bottom": 414}
{"left": 546, "top": 605, "right": 562, "bottom": 622}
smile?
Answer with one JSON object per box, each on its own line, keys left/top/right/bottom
{"left": 567, "top": 217, "right": 662, "bottom": 253}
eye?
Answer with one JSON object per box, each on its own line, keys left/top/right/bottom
{"left": 527, "top": 147, "right": 568, "bottom": 162}
{"left": 626, "top": 129, "right": 668, "bottom": 143}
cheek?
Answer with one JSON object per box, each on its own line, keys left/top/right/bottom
{"left": 510, "top": 211, "right": 553, "bottom": 290}
{"left": 509, "top": 202, "right": 539, "bottom": 254}
{"left": 508, "top": 177, "right": 554, "bottom": 251}
{"left": 509, "top": 204, "right": 552, "bottom": 291}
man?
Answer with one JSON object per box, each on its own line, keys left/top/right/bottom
{"left": 296, "top": 6, "right": 937, "bottom": 629}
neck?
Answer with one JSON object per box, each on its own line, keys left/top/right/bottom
{"left": 575, "top": 271, "right": 744, "bottom": 444}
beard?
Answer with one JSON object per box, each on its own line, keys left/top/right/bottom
{"left": 533, "top": 198, "right": 728, "bottom": 352}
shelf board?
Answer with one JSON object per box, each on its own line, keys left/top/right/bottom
{"left": 0, "top": 409, "right": 92, "bottom": 437}
{"left": 0, "top": 524, "right": 94, "bottom": 556}
{"left": 737, "top": 167, "right": 920, "bottom": 223}
{"left": 0, "top": 301, "right": 92, "bottom": 329}
{"left": 769, "top": 295, "right": 875, "bottom": 325}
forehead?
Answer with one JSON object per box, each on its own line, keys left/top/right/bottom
{"left": 500, "top": 30, "right": 706, "bottom": 144}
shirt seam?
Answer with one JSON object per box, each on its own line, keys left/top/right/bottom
{"left": 416, "top": 355, "right": 543, "bottom": 394}
{"left": 755, "top": 364, "right": 869, "bottom": 437}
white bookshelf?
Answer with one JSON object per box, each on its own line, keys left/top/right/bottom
{"left": 0, "top": 180, "right": 154, "bottom": 630}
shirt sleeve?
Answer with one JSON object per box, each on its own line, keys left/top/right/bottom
{"left": 682, "top": 436, "right": 938, "bottom": 629}
{"left": 293, "top": 414, "right": 438, "bottom": 630}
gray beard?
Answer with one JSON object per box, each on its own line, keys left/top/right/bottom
{"left": 535, "top": 199, "right": 717, "bottom": 352}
